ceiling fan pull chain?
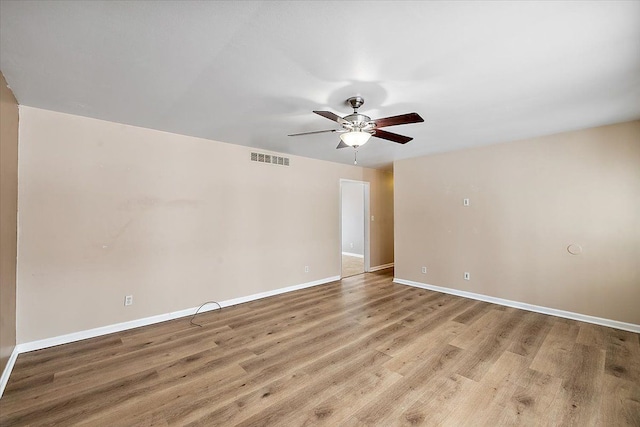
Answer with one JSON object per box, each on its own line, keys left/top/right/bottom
{"left": 354, "top": 150, "right": 358, "bottom": 165}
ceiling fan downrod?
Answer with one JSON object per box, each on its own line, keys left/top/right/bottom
{"left": 347, "top": 96, "right": 365, "bottom": 113}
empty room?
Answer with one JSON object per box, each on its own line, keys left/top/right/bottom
{"left": 0, "top": 1, "right": 639, "bottom": 425}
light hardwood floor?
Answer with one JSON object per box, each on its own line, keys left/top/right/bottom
{"left": 1, "top": 269, "right": 639, "bottom": 426}
{"left": 342, "top": 254, "right": 364, "bottom": 278}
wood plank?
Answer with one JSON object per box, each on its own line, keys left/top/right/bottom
{"left": 449, "top": 308, "right": 503, "bottom": 350}
{"left": 399, "top": 373, "right": 477, "bottom": 426}
{"left": 441, "top": 350, "right": 530, "bottom": 425}
{"left": 576, "top": 322, "right": 608, "bottom": 348}
{"left": 350, "top": 345, "right": 463, "bottom": 425}
{"left": 382, "top": 320, "right": 464, "bottom": 376}
{"left": 604, "top": 327, "right": 640, "bottom": 384}
{"left": 555, "top": 343, "right": 606, "bottom": 426}
{"left": 451, "top": 300, "right": 493, "bottom": 325}
{"left": 529, "top": 319, "right": 580, "bottom": 377}
{"left": 287, "top": 366, "right": 402, "bottom": 426}
{"left": 454, "top": 308, "right": 527, "bottom": 382}
{"left": 506, "top": 310, "right": 554, "bottom": 359}
{"left": 597, "top": 374, "right": 640, "bottom": 426}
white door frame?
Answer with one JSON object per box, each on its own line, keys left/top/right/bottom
{"left": 339, "top": 179, "right": 370, "bottom": 276}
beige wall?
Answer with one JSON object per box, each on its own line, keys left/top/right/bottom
{"left": 0, "top": 72, "right": 19, "bottom": 370}
{"left": 16, "top": 106, "right": 394, "bottom": 343}
{"left": 370, "top": 168, "right": 394, "bottom": 266}
{"left": 395, "top": 120, "right": 640, "bottom": 325}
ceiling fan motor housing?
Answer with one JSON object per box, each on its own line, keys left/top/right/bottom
{"left": 344, "top": 113, "right": 373, "bottom": 130}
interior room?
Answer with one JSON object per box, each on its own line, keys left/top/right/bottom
{"left": 1, "top": 1, "right": 638, "bottom": 425}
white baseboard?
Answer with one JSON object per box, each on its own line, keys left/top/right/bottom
{"left": 0, "top": 347, "right": 20, "bottom": 399}
{"left": 0, "top": 275, "right": 339, "bottom": 399}
{"left": 215, "top": 276, "right": 340, "bottom": 308}
{"left": 369, "top": 263, "right": 394, "bottom": 272}
{"left": 393, "top": 278, "right": 640, "bottom": 334}
{"left": 342, "top": 252, "right": 364, "bottom": 258}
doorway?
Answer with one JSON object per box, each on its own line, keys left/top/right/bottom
{"left": 340, "top": 179, "right": 369, "bottom": 278}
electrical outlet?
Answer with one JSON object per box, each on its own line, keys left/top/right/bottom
{"left": 350, "top": 242, "right": 354, "bottom": 249}
{"left": 124, "top": 295, "right": 133, "bottom": 306}
{"left": 463, "top": 198, "right": 470, "bottom": 206}
{"left": 304, "top": 266, "right": 309, "bottom": 273}
{"left": 464, "top": 272, "right": 470, "bottom": 281}
{"left": 421, "top": 266, "right": 427, "bottom": 274}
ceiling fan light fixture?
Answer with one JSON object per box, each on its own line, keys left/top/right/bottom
{"left": 340, "top": 129, "right": 372, "bottom": 147}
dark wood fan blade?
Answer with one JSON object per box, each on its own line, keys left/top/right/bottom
{"left": 336, "top": 140, "right": 349, "bottom": 149}
{"left": 373, "top": 129, "right": 413, "bottom": 144}
{"left": 313, "top": 111, "right": 350, "bottom": 125}
{"left": 373, "top": 113, "right": 424, "bottom": 128}
{"left": 288, "top": 129, "right": 337, "bottom": 137}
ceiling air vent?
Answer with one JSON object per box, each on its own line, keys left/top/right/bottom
{"left": 250, "top": 152, "right": 290, "bottom": 167}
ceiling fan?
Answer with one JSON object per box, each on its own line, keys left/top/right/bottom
{"left": 289, "top": 96, "right": 424, "bottom": 151}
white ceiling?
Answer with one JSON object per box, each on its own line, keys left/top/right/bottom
{"left": 1, "top": 1, "right": 639, "bottom": 168}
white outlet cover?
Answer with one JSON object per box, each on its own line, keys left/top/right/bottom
{"left": 464, "top": 272, "right": 470, "bottom": 280}
{"left": 421, "top": 267, "right": 427, "bottom": 274}
{"left": 463, "top": 198, "right": 470, "bottom": 206}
